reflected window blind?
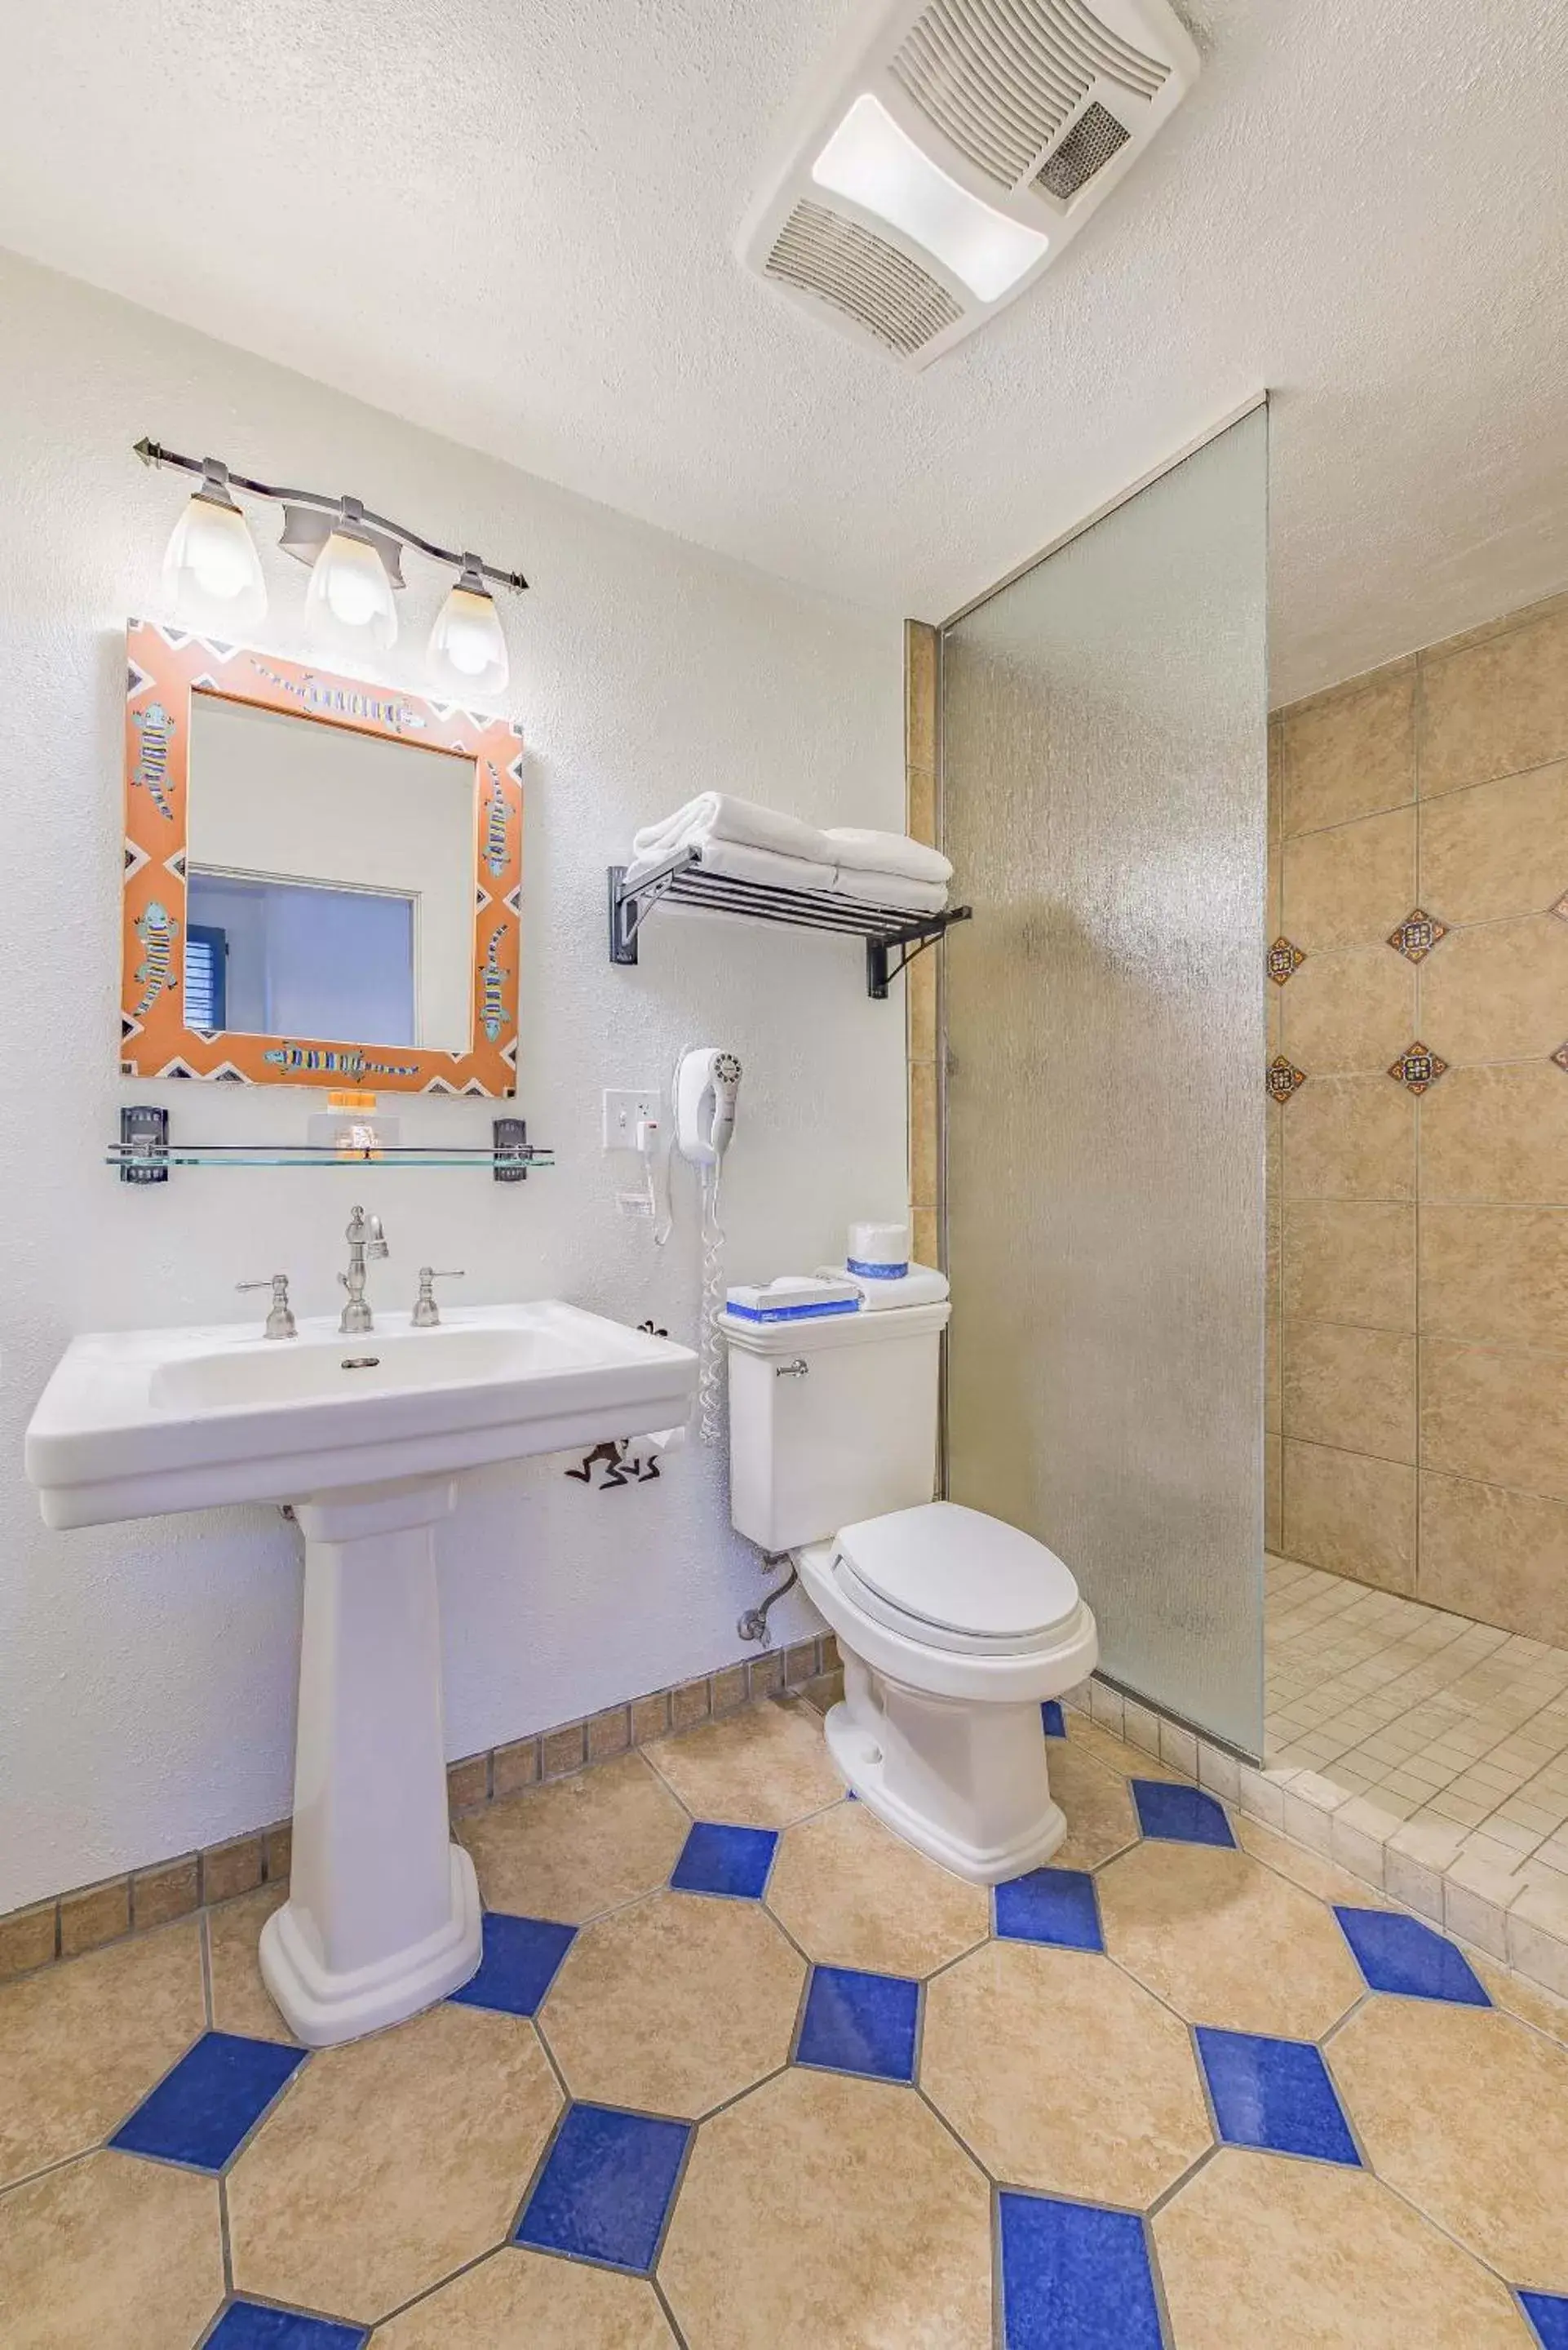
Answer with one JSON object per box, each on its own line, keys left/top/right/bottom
{"left": 184, "top": 924, "right": 227, "bottom": 1031}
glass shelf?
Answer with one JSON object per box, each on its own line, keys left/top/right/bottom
{"left": 108, "top": 1149, "right": 556, "bottom": 1172}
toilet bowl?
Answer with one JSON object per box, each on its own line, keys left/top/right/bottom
{"left": 721, "top": 1291, "right": 1098, "bottom": 1885}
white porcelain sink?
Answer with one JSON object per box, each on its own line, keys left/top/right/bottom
{"left": 26, "top": 1301, "right": 696, "bottom": 2049}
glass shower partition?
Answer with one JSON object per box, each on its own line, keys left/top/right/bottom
{"left": 940, "top": 405, "right": 1269, "bottom": 1757}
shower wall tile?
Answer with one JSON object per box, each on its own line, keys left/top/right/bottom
{"left": 1420, "top": 1063, "right": 1568, "bottom": 1203}
{"left": 1418, "top": 596, "right": 1568, "bottom": 795}
{"left": 1283, "top": 1320, "right": 1416, "bottom": 1463}
{"left": 905, "top": 619, "right": 940, "bottom": 1270}
{"left": 1280, "top": 660, "right": 1414, "bottom": 836}
{"left": 1420, "top": 1339, "right": 1568, "bottom": 1501}
{"left": 1417, "top": 759, "right": 1568, "bottom": 924}
{"left": 1282, "top": 1441, "right": 1416, "bottom": 1593}
{"left": 1283, "top": 1075, "right": 1415, "bottom": 1200}
{"left": 1281, "top": 805, "right": 1416, "bottom": 951}
{"left": 1416, "top": 912, "right": 1568, "bottom": 1064}
{"left": 1419, "top": 1474, "right": 1568, "bottom": 1650}
{"left": 1265, "top": 1433, "right": 1282, "bottom": 1551}
{"left": 1281, "top": 944, "right": 1415, "bottom": 1074}
{"left": 1420, "top": 1204, "right": 1568, "bottom": 1350}
{"left": 1282, "top": 1201, "right": 1415, "bottom": 1332}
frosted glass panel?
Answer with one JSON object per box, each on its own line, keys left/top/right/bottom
{"left": 941, "top": 408, "right": 1268, "bottom": 1755}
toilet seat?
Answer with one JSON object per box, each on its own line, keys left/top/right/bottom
{"left": 831, "top": 1501, "right": 1079, "bottom": 1657}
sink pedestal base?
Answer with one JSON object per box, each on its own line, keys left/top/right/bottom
{"left": 259, "top": 1474, "right": 482, "bottom": 2047}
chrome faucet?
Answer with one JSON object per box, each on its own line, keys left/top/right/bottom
{"left": 412, "top": 1268, "right": 465, "bottom": 1328}
{"left": 339, "top": 1206, "right": 388, "bottom": 1334}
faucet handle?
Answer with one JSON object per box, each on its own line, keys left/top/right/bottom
{"left": 237, "top": 1274, "right": 296, "bottom": 1341}
{"left": 412, "top": 1267, "right": 464, "bottom": 1328}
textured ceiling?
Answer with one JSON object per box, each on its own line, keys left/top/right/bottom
{"left": 2, "top": 0, "right": 1565, "bottom": 700}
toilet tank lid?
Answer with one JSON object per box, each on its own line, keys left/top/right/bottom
{"left": 835, "top": 1501, "right": 1079, "bottom": 1642}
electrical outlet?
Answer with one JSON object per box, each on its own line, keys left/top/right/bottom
{"left": 602, "top": 1088, "right": 660, "bottom": 1150}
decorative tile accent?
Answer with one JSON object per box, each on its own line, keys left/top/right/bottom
{"left": 448, "top": 1912, "right": 575, "bottom": 2016}
{"left": 998, "top": 2190, "right": 1163, "bottom": 2350}
{"left": 1196, "top": 2026, "right": 1360, "bottom": 2165}
{"left": 1269, "top": 936, "right": 1307, "bottom": 985}
{"left": 1387, "top": 908, "right": 1448, "bottom": 962}
{"left": 1041, "top": 1700, "right": 1066, "bottom": 1738}
{"left": 1552, "top": 1041, "right": 1568, "bottom": 1075}
{"left": 794, "top": 1964, "right": 919, "bottom": 2083}
{"left": 1388, "top": 1040, "right": 1448, "bottom": 1093}
{"left": 1130, "top": 1779, "right": 1236, "bottom": 1848}
{"left": 669, "top": 1820, "right": 778, "bottom": 1900}
{"left": 994, "top": 1866, "right": 1103, "bottom": 1953}
{"left": 1332, "top": 1905, "right": 1490, "bottom": 2005}
{"left": 109, "top": 2031, "right": 304, "bottom": 2170}
{"left": 1520, "top": 2290, "right": 1568, "bottom": 2348}
{"left": 514, "top": 2103, "right": 691, "bottom": 2274}
{"left": 206, "top": 2302, "right": 367, "bottom": 2348}
{"left": 1267, "top": 1055, "right": 1307, "bottom": 1102}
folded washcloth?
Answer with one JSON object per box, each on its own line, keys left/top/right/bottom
{"left": 631, "top": 792, "right": 831, "bottom": 870}
{"left": 625, "top": 836, "right": 838, "bottom": 894}
{"left": 829, "top": 868, "right": 949, "bottom": 916}
{"left": 825, "top": 829, "right": 952, "bottom": 886}
{"left": 817, "top": 1262, "right": 951, "bottom": 1311}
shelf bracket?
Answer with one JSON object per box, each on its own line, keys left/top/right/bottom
{"left": 120, "top": 1104, "right": 169, "bottom": 1184}
{"left": 866, "top": 909, "right": 972, "bottom": 1000}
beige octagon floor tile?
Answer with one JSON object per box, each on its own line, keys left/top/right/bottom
{"left": 765, "top": 1798, "right": 988, "bottom": 1976}
{"left": 1049, "top": 1743, "right": 1141, "bottom": 1869}
{"left": 208, "top": 1884, "right": 297, "bottom": 2044}
{"left": 1153, "top": 2146, "right": 1532, "bottom": 2349}
{"left": 0, "top": 1920, "right": 205, "bottom": 2189}
{"left": 1329, "top": 1997, "right": 1568, "bottom": 2289}
{"left": 540, "top": 1890, "right": 803, "bottom": 2117}
{"left": 459, "top": 1751, "right": 689, "bottom": 1922}
{"left": 229, "top": 2000, "right": 561, "bottom": 2325}
{"left": 1098, "top": 1839, "right": 1364, "bottom": 2037}
{"left": 371, "top": 2246, "right": 676, "bottom": 2348}
{"left": 660, "top": 2067, "right": 990, "bottom": 2350}
{"left": 1475, "top": 1953, "right": 1568, "bottom": 2047}
{"left": 645, "top": 1698, "right": 844, "bottom": 1829}
{"left": 922, "top": 1941, "right": 1210, "bottom": 2206}
{"left": 0, "top": 2148, "right": 224, "bottom": 2350}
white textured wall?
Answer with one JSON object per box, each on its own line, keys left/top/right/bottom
{"left": 0, "top": 251, "right": 907, "bottom": 1913}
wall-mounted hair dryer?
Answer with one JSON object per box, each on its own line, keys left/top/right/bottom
{"left": 674, "top": 1048, "right": 742, "bottom": 1446}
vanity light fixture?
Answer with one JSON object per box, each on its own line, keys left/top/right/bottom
{"left": 135, "top": 438, "right": 527, "bottom": 690}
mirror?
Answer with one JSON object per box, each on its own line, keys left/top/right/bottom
{"left": 122, "top": 625, "right": 523, "bottom": 1093}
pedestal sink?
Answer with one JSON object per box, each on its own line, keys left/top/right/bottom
{"left": 26, "top": 1303, "right": 696, "bottom": 2045}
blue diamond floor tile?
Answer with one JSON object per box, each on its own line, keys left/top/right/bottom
{"left": 1333, "top": 1905, "right": 1491, "bottom": 2006}
{"left": 1131, "top": 1778, "right": 1236, "bottom": 1848}
{"left": 795, "top": 1965, "right": 919, "bottom": 2082}
{"left": 670, "top": 1820, "right": 778, "bottom": 1900}
{"left": 109, "top": 2032, "right": 305, "bottom": 2171}
{"left": 1042, "top": 1700, "right": 1066, "bottom": 1738}
{"left": 1521, "top": 2289, "right": 1568, "bottom": 2348}
{"left": 204, "top": 2303, "right": 367, "bottom": 2348}
{"left": 515, "top": 2103, "right": 691, "bottom": 2273}
{"left": 1197, "top": 2026, "right": 1360, "bottom": 2166}
{"left": 994, "top": 1866, "right": 1103, "bottom": 1953}
{"left": 449, "top": 1912, "right": 576, "bottom": 2016}
{"left": 999, "top": 2190, "right": 1164, "bottom": 2350}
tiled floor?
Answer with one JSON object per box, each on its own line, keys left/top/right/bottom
{"left": 5, "top": 1692, "right": 1568, "bottom": 2347}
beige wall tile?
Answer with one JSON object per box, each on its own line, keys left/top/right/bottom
{"left": 202, "top": 1837, "right": 263, "bottom": 1905}
{"left": 493, "top": 1736, "right": 540, "bottom": 1795}
{"left": 1420, "top": 603, "right": 1568, "bottom": 795}
{"left": 629, "top": 1692, "right": 670, "bottom": 1745}
{"left": 746, "top": 1654, "right": 783, "bottom": 1703}
{"left": 670, "top": 1677, "right": 710, "bottom": 1731}
{"left": 1284, "top": 1075, "right": 1415, "bottom": 1200}
{"left": 1267, "top": 838, "right": 1281, "bottom": 935}
{"left": 445, "top": 1756, "right": 489, "bottom": 1813}
{"left": 59, "top": 1878, "right": 129, "bottom": 1958}
{"left": 1265, "top": 1433, "right": 1282, "bottom": 1550}
{"left": 1281, "top": 944, "right": 1415, "bottom": 1075}
{"left": 906, "top": 946, "right": 937, "bottom": 1062}
{"left": 1417, "top": 913, "right": 1568, "bottom": 1065}
{"left": 709, "top": 1664, "right": 748, "bottom": 1716}
{"left": 1282, "top": 1440, "right": 1416, "bottom": 1591}
{"left": 1419, "top": 1473, "right": 1568, "bottom": 1646}
{"left": 1268, "top": 717, "right": 1282, "bottom": 845}
{"left": 1264, "top": 1279, "right": 1280, "bottom": 1434}
{"left": 913, "top": 1206, "right": 939, "bottom": 1268}
{"left": 1281, "top": 666, "right": 1415, "bottom": 836}
{"left": 906, "top": 762, "right": 936, "bottom": 849}
{"left": 1420, "top": 1338, "right": 1568, "bottom": 1500}
{"left": 1418, "top": 759, "right": 1568, "bottom": 924}
{"left": 1420, "top": 1204, "right": 1568, "bottom": 1348}
{"left": 541, "top": 1723, "right": 588, "bottom": 1778}
{"left": 905, "top": 619, "right": 937, "bottom": 782}
{"left": 909, "top": 1058, "right": 937, "bottom": 1210}
{"left": 263, "top": 1821, "right": 292, "bottom": 1882}
{"left": 0, "top": 1900, "right": 56, "bottom": 1980}
{"left": 131, "top": 1856, "right": 199, "bottom": 1931}
{"left": 585, "top": 1706, "right": 631, "bottom": 1764}
{"left": 1420, "top": 1062, "right": 1568, "bottom": 1202}
{"left": 1282, "top": 806, "right": 1415, "bottom": 952}
{"left": 1283, "top": 1320, "right": 1416, "bottom": 1462}
{"left": 1282, "top": 1200, "right": 1415, "bottom": 1330}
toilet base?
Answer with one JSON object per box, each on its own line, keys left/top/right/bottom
{"left": 825, "top": 1656, "right": 1067, "bottom": 1886}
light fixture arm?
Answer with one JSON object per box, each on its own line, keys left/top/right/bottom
{"left": 134, "top": 437, "right": 529, "bottom": 594}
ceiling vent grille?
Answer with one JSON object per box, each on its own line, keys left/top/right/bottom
{"left": 1035, "top": 100, "right": 1132, "bottom": 198}
{"left": 890, "top": 0, "right": 1168, "bottom": 191}
{"left": 765, "top": 200, "right": 964, "bottom": 356}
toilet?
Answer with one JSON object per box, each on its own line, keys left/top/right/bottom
{"left": 722, "top": 1292, "right": 1097, "bottom": 1883}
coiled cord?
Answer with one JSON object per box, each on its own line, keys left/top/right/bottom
{"left": 697, "top": 1156, "right": 726, "bottom": 1445}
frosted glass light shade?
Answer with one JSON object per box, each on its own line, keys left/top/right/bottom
{"left": 812, "top": 95, "right": 1048, "bottom": 302}
{"left": 161, "top": 491, "right": 267, "bottom": 634}
{"left": 428, "top": 577, "right": 509, "bottom": 700}
{"left": 304, "top": 529, "right": 399, "bottom": 656}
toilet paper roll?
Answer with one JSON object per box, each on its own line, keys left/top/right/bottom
{"left": 848, "top": 1219, "right": 910, "bottom": 1278}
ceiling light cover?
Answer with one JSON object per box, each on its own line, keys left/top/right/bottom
{"left": 813, "top": 95, "right": 1048, "bottom": 301}
{"left": 304, "top": 528, "right": 399, "bottom": 657}
{"left": 162, "top": 490, "right": 267, "bottom": 634}
{"left": 428, "top": 570, "right": 510, "bottom": 700}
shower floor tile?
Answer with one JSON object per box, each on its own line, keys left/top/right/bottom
{"left": 2, "top": 1692, "right": 1566, "bottom": 2343}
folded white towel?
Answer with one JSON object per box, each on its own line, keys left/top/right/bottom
{"left": 830, "top": 868, "right": 949, "bottom": 916}
{"left": 817, "top": 1261, "right": 951, "bottom": 1312}
{"left": 625, "top": 836, "right": 838, "bottom": 894}
{"left": 631, "top": 792, "right": 830, "bottom": 870}
{"left": 825, "top": 828, "right": 952, "bottom": 886}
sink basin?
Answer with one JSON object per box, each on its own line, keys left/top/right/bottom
{"left": 28, "top": 1301, "right": 696, "bottom": 1528}
{"left": 27, "top": 1300, "right": 696, "bottom": 2049}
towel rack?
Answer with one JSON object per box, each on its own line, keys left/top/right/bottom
{"left": 607, "top": 851, "right": 972, "bottom": 1000}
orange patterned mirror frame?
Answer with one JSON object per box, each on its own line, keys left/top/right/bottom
{"left": 121, "top": 622, "right": 523, "bottom": 1093}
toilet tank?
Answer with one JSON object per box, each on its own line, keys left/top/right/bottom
{"left": 721, "top": 1301, "right": 951, "bottom": 1553}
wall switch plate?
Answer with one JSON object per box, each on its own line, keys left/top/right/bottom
{"left": 602, "top": 1088, "right": 660, "bottom": 1150}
